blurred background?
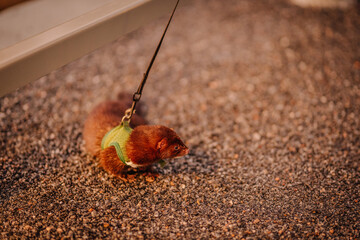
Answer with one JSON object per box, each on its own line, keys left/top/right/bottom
{"left": 0, "top": 0, "right": 359, "bottom": 239}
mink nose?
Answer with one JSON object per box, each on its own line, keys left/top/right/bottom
{"left": 184, "top": 148, "right": 189, "bottom": 155}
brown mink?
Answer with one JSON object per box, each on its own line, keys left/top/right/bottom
{"left": 83, "top": 93, "right": 189, "bottom": 179}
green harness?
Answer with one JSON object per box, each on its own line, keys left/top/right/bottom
{"left": 101, "top": 121, "right": 167, "bottom": 168}
{"left": 101, "top": 121, "right": 133, "bottom": 165}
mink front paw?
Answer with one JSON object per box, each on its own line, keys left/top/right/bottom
{"left": 115, "top": 167, "right": 159, "bottom": 182}
{"left": 116, "top": 172, "right": 137, "bottom": 182}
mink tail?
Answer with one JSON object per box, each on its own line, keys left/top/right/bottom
{"left": 83, "top": 92, "right": 147, "bottom": 156}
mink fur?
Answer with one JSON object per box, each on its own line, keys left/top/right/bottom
{"left": 83, "top": 93, "right": 188, "bottom": 178}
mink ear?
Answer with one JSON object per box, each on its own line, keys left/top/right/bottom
{"left": 157, "top": 138, "right": 168, "bottom": 151}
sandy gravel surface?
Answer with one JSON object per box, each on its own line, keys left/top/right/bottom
{"left": 1, "top": 0, "right": 359, "bottom": 239}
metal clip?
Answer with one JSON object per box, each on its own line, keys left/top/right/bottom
{"left": 121, "top": 108, "right": 134, "bottom": 123}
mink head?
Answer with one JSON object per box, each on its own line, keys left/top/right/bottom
{"left": 126, "top": 125, "right": 189, "bottom": 166}
{"left": 156, "top": 126, "right": 189, "bottom": 160}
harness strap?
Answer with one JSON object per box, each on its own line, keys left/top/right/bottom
{"left": 108, "top": 142, "right": 127, "bottom": 164}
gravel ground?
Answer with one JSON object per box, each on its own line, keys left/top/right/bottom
{"left": 1, "top": 0, "right": 359, "bottom": 239}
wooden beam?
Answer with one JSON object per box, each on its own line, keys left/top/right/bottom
{"left": 0, "top": 0, "right": 177, "bottom": 96}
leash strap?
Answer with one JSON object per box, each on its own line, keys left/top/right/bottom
{"left": 122, "top": 0, "right": 180, "bottom": 123}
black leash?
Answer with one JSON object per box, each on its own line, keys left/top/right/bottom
{"left": 122, "top": 0, "right": 180, "bottom": 123}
